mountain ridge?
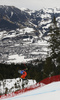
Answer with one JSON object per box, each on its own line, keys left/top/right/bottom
{"left": 0, "top": 5, "right": 60, "bottom": 63}
{"left": 0, "top": 5, "right": 60, "bottom": 35}
{"left": 0, "top": 5, "right": 30, "bottom": 30}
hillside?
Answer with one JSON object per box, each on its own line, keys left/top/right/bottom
{"left": 0, "top": 6, "right": 60, "bottom": 64}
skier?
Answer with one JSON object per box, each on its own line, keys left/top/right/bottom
{"left": 18, "top": 68, "right": 28, "bottom": 89}
{"left": 18, "top": 69, "right": 27, "bottom": 79}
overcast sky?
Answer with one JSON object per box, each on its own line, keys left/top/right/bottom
{"left": 0, "top": 0, "right": 60, "bottom": 10}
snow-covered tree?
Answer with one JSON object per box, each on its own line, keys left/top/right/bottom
{"left": 43, "top": 16, "right": 60, "bottom": 78}
{"left": 49, "top": 16, "right": 60, "bottom": 67}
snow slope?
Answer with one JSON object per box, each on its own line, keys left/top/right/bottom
{"left": 2, "top": 81, "right": 60, "bottom": 100}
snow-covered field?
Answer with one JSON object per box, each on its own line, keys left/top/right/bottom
{"left": 7, "top": 54, "right": 34, "bottom": 63}
{"left": 2, "top": 81, "right": 60, "bottom": 100}
{"left": 0, "top": 27, "right": 49, "bottom": 64}
{"left": 7, "top": 39, "right": 49, "bottom": 63}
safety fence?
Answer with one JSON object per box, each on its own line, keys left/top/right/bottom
{"left": 0, "top": 75, "right": 60, "bottom": 100}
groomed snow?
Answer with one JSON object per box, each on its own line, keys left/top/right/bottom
{"left": 3, "top": 81, "right": 60, "bottom": 100}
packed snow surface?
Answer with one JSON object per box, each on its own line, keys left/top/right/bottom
{"left": 3, "top": 81, "right": 60, "bottom": 100}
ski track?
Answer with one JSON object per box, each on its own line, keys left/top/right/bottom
{"left": 2, "top": 76, "right": 60, "bottom": 100}
{"left": 3, "top": 88, "right": 60, "bottom": 100}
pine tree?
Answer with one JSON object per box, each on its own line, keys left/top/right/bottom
{"left": 49, "top": 16, "right": 60, "bottom": 67}
{"left": 43, "top": 16, "right": 60, "bottom": 78}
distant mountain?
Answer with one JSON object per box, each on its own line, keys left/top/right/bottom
{"left": 0, "top": 6, "right": 60, "bottom": 63}
{"left": 0, "top": 6, "right": 60, "bottom": 35}
{"left": 0, "top": 5, "right": 30, "bottom": 30}
{"left": 30, "top": 8, "right": 60, "bottom": 36}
